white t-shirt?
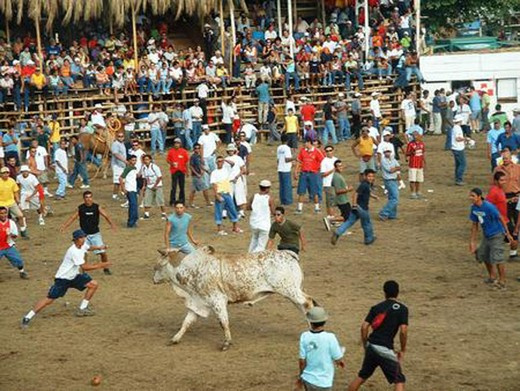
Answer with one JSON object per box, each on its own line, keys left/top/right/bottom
{"left": 457, "top": 104, "right": 471, "bottom": 125}
{"left": 189, "top": 106, "right": 204, "bottom": 122}
{"left": 377, "top": 141, "right": 396, "bottom": 159}
{"left": 148, "top": 111, "right": 168, "bottom": 130}
{"left": 401, "top": 99, "right": 416, "bottom": 117}
{"left": 122, "top": 167, "right": 138, "bottom": 192}
{"left": 370, "top": 99, "right": 381, "bottom": 118}
{"left": 264, "top": 30, "right": 278, "bottom": 40}
{"left": 91, "top": 112, "right": 106, "bottom": 128}
{"left": 141, "top": 163, "right": 163, "bottom": 188}
{"left": 197, "top": 83, "right": 210, "bottom": 99}
{"left": 368, "top": 127, "right": 380, "bottom": 150}
{"left": 320, "top": 156, "right": 338, "bottom": 187}
{"left": 55, "top": 243, "right": 90, "bottom": 280}
{"left": 224, "top": 154, "right": 245, "bottom": 180}
{"left": 130, "top": 148, "right": 145, "bottom": 172}
{"left": 451, "top": 125, "right": 465, "bottom": 151}
{"left": 221, "top": 103, "right": 235, "bottom": 124}
{"left": 277, "top": 145, "right": 292, "bottom": 172}
{"left": 16, "top": 173, "right": 40, "bottom": 195}
{"left": 26, "top": 146, "right": 48, "bottom": 171}
{"left": 241, "top": 123, "right": 257, "bottom": 140}
{"left": 54, "top": 148, "right": 68, "bottom": 174}
{"left": 198, "top": 132, "right": 220, "bottom": 158}
{"left": 210, "top": 168, "right": 231, "bottom": 192}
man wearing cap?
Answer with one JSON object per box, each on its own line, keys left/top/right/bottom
{"left": 370, "top": 92, "right": 382, "bottom": 130}
{"left": 0, "top": 206, "right": 28, "bottom": 279}
{"left": 348, "top": 280, "right": 408, "bottom": 391}
{"left": 166, "top": 138, "right": 190, "bottom": 206}
{"left": 21, "top": 229, "right": 111, "bottom": 327}
{"left": 406, "top": 133, "right": 426, "bottom": 199}
{"left": 469, "top": 188, "right": 512, "bottom": 289}
{"left": 246, "top": 180, "right": 275, "bottom": 253}
{"left": 450, "top": 115, "right": 466, "bottom": 185}
{"left": 295, "top": 137, "right": 324, "bottom": 214}
{"left": 17, "top": 165, "right": 45, "bottom": 225}
{"left": 297, "top": 307, "right": 345, "bottom": 391}
{"left": 198, "top": 124, "right": 220, "bottom": 178}
{"left": 210, "top": 156, "right": 241, "bottom": 235}
{"left": 224, "top": 143, "right": 247, "bottom": 218}
{"left": 379, "top": 148, "right": 401, "bottom": 221}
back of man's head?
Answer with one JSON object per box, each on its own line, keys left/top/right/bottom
{"left": 383, "top": 280, "right": 399, "bottom": 299}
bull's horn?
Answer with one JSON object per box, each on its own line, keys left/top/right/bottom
{"left": 157, "top": 248, "right": 181, "bottom": 257}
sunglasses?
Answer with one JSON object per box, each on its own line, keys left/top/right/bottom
{"left": 325, "top": 149, "right": 333, "bottom": 152}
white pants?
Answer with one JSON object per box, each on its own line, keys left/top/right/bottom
{"left": 432, "top": 113, "right": 442, "bottom": 134}
{"left": 249, "top": 228, "right": 269, "bottom": 253}
{"left": 232, "top": 176, "right": 247, "bottom": 206}
{"left": 405, "top": 115, "right": 416, "bottom": 131}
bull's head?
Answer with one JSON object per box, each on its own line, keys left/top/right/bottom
{"left": 153, "top": 249, "right": 179, "bottom": 285}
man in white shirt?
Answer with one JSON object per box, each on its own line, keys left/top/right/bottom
{"left": 17, "top": 165, "right": 45, "bottom": 225}
{"left": 21, "top": 229, "right": 110, "bottom": 327}
{"left": 224, "top": 143, "right": 247, "bottom": 218}
{"left": 241, "top": 122, "right": 258, "bottom": 145}
{"left": 189, "top": 99, "right": 204, "bottom": 143}
{"left": 111, "top": 132, "right": 127, "bottom": 199}
{"left": 264, "top": 24, "right": 278, "bottom": 40}
{"left": 148, "top": 104, "right": 168, "bottom": 155}
{"left": 141, "top": 154, "right": 166, "bottom": 220}
{"left": 320, "top": 146, "right": 338, "bottom": 218}
{"left": 120, "top": 155, "right": 139, "bottom": 228}
{"left": 198, "top": 124, "right": 221, "bottom": 175}
{"left": 377, "top": 129, "right": 396, "bottom": 162}
{"left": 53, "top": 139, "right": 69, "bottom": 200}
{"left": 90, "top": 104, "right": 106, "bottom": 129}
{"left": 210, "top": 50, "right": 225, "bottom": 66}
{"left": 247, "top": 180, "right": 275, "bottom": 253}
{"left": 451, "top": 115, "right": 466, "bottom": 186}
{"left": 26, "top": 139, "right": 51, "bottom": 196}
{"left": 277, "top": 134, "right": 293, "bottom": 205}
{"left": 400, "top": 92, "right": 416, "bottom": 131}
{"left": 370, "top": 92, "right": 382, "bottom": 129}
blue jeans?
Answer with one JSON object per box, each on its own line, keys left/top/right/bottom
{"left": 491, "top": 152, "right": 500, "bottom": 171}
{"left": 338, "top": 116, "right": 351, "bottom": 141}
{"left": 379, "top": 179, "right": 399, "bottom": 219}
{"left": 138, "top": 77, "right": 150, "bottom": 93}
{"left": 336, "top": 206, "right": 374, "bottom": 244}
{"left": 0, "top": 246, "right": 24, "bottom": 268}
{"left": 346, "top": 70, "right": 364, "bottom": 90}
{"left": 285, "top": 71, "right": 300, "bottom": 91}
{"left": 405, "top": 66, "right": 424, "bottom": 83}
{"left": 323, "top": 120, "right": 338, "bottom": 145}
{"left": 278, "top": 171, "right": 293, "bottom": 205}
{"left": 56, "top": 172, "right": 67, "bottom": 197}
{"left": 69, "top": 161, "right": 90, "bottom": 186}
{"left": 214, "top": 193, "right": 239, "bottom": 225}
{"left": 444, "top": 127, "right": 452, "bottom": 150}
{"left": 192, "top": 122, "right": 202, "bottom": 144}
{"left": 452, "top": 149, "right": 466, "bottom": 183}
{"left": 86, "top": 151, "right": 102, "bottom": 167}
{"left": 150, "top": 127, "right": 164, "bottom": 154}
{"left": 127, "top": 191, "right": 138, "bottom": 227}
{"left": 204, "top": 156, "right": 216, "bottom": 174}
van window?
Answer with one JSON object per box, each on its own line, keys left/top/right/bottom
{"left": 497, "top": 79, "right": 517, "bottom": 104}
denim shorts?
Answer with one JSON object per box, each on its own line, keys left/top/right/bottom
{"left": 86, "top": 232, "right": 105, "bottom": 254}
{"left": 297, "top": 172, "right": 320, "bottom": 198}
{"left": 47, "top": 273, "right": 92, "bottom": 299}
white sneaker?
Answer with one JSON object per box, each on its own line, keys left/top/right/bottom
{"left": 112, "top": 194, "right": 119, "bottom": 200}
{"left": 120, "top": 201, "right": 129, "bottom": 208}
{"left": 80, "top": 184, "right": 90, "bottom": 189}
{"left": 398, "top": 180, "right": 406, "bottom": 190}
{"left": 38, "top": 217, "right": 45, "bottom": 226}
{"left": 139, "top": 202, "right": 144, "bottom": 208}
{"left": 217, "top": 230, "right": 228, "bottom": 236}
{"left": 66, "top": 184, "right": 74, "bottom": 189}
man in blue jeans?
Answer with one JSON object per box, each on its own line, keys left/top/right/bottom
{"left": 331, "top": 169, "right": 377, "bottom": 245}
{"left": 379, "top": 149, "right": 400, "bottom": 221}
{"left": 277, "top": 135, "right": 294, "bottom": 205}
{"left": 322, "top": 96, "right": 338, "bottom": 145}
{"left": 119, "top": 155, "right": 138, "bottom": 228}
{"left": 451, "top": 115, "right": 466, "bottom": 186}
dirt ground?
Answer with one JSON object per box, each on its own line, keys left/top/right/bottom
{"left": 1, "top": 134, "right": 520, "bottom": 391}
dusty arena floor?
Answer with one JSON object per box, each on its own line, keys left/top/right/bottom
{"left": 1, "top": 134, "right": 520, "bottom": 390}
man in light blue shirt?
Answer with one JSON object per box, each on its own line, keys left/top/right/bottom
{"left": 379, "top": 149, "right": 401, "bottom": 221}
{"left": 298, "top": 307, "right": 344, "bottom": 390}
{"left": 256, "top": 80, "right": 271, "bottom": 126}
{"left": 487, "top": 119, "right": 504, "bottom": 171}
{"left": 164, "top": 201, "right": 198, "bottom": 254}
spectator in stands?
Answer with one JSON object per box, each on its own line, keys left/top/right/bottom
{"left": 335, "top": 93, "right": 351, "bottom": 141}
{"left": 370, "top": 92, "right": 382, "bottom": 130}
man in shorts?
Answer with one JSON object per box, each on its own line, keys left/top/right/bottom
{"left": 295, "top": 137, "right": 323, "bottom": 214}
{"left": 323, "top": 160, "right": 353, "bottom": 231}
{"left": 21, "top": 229, "right": 111, "bottom": 327}
{"left": 16, "top": 165, "right": 45, "bottom": 225}
{"left": 348, "top": 281, "right": 408, "bottom": 391}
{"left": 111, "top": 131, "right": 127, "bottom": 200}
{"left": 164, "top": 201, "right": 198, "bottom": 254}
{"left": 469, "top": 187, "right": 512, "bottom": 289}
{"left": 406, "top": 132, "right": 425, "bottom": 199}
{"left": 0, "top": 206, "right": 29, "bottom": 279}
{"left": 188, "top": 143, "right": 212, "bottom": 208}
{"left": 0, "top": 166, "right": 28, "bottom": 238}
{"left": 140, "top": 154, "right": 167, "bottom": 220}
{"left": 60, "top": 191, "right": 116, "bottom": 275}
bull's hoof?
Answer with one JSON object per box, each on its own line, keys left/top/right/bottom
{"left": 167, "top": 339, "right": 180, "bottom": 346}
{"left": 221, "top": 341, "right": 232, "bottom": 351}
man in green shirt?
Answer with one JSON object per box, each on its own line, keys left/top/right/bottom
{"left": 323, "top": 160, "right": 353, "bottom": 231}
{"left": 267, "top": 206, "right": 306, "bottom": 254}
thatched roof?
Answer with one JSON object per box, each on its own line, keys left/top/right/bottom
{"left": 1, "top": 0, "right": 245, "bottom": 31}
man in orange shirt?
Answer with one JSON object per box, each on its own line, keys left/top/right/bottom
{"left": 166, "top": 138, "right": 190, "bottom": 206}
{"left": 295, "top": 137, "right": 324, "bottom": 214}
{"left": 300, "top": 98, "right": 317, "bottom": 127}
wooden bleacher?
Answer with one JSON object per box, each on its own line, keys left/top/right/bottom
{"left": 0, "top": 76, "right": 420, "bottom": 148}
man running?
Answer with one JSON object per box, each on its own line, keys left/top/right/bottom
{"left": 0, "top": 206, "right": 29, "bottom": 279}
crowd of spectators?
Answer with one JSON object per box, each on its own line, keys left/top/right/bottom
{"left": 0, "top": 0, "right": 424, "bottom": 113}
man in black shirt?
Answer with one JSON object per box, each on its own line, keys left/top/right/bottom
{"left": 331, "top": 169, "right": 377, "bottom": 245}
{"left": 348, "top": 280, "right": 408, "bottom": 391}
{"left": 323, "top": 96, "right": 338, "bottom": 145}
{"left": 60, "top": 191, "right": 116, "bottom": 275}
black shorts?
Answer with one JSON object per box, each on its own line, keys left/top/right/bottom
{"left": 358, "top": 344, "right": 406, "bottom": 384}
{"left": 286, "top": 133, "right": 298, "bottom": 149}
{"left": 47, "top": 274, "right": 92, "bottom": 299}
{"left": 337, "top": 203, "right": 351, "bottom": 221}
{"left": 137, "top": 177, "right": 145, "bottom": 192}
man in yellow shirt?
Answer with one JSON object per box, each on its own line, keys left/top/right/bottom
{"left": 48, "top": 114, "right": 61, "bottom": 159}
{"left": 0, "top": 167, "right": 28, "bottom": 238}
{"left": 284, "top": 108, "right": 299, "bottom": 151}
{"left": 29, "top": 67, "right": 48, "bottom": 103}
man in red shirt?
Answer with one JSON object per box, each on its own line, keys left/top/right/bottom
{"left": 488, "top": 171, "right": 517, "bottom": 259}
{"left": 166, "top": 138, "right": 189, "bottom": 206}
{"left": 295, "top": 137, "right": 324, "bottom": 214}
{"left": 406, "top": 133, "right": 425, "bottom": 199}
{"left": 300, "top": 98, "right": 317, "bottom": 127}
{"left": 0, "top": 206, "right": 28, "bottom": 279}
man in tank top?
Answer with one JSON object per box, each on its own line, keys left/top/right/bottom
{"left": 246, "top": 180, "right": 275, "bottom": 253}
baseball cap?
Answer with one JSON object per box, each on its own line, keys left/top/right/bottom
{"left": 304, "top": 121, "right": 313, "bottom": 127}
{"left": 202, "top": 124, "right": 210, "bottom": 130}
{"left": 371, "top": 92, "right": 380, "bottom": 97}
{"left": 259, "top": 180, "right": 272, "bottom": 187}
{"left": 20, "top": 165, "right": 30, "bottom": 172}
{"left": 0, "top": 167, "right": 9, "bottom": 173}
{"left": 226, "top": 143, "right": 237, "bottom": 151}
{"left": 306, "top": 307, "right": 328, "bottom": 323}
{"left": 72, "top": 229, "right": 87, "bottom": 240}
{"left": 382, "top": 129, "right": 392, "bottom": 137}
{"left": 173, "top": 137, "right": 182, "bottom": 143}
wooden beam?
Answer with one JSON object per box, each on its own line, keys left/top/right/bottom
{"left": 131, "top": 2, "right": 139, "bottom": 69}
{"left": 219, "top": 0, "right": 225, "bottom": 55}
